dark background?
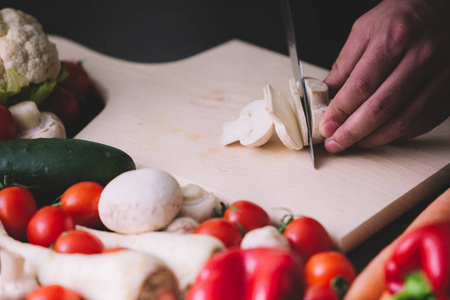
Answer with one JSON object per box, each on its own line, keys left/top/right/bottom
{"left": 4, "top": 0, "right": 381, "bottom": 69}
{"left": 5, "top": 0, "right": 446, "bottom": 271}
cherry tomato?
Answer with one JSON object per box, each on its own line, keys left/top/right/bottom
{"left": 0, "top": 186, "right": 37, "bottom": 241}
{"left": 304, "top": 251, "right": 356, "bottom": 287}
{"left": 59, "top": 181, "right": 103, "bottom": 228}
{"left": 0, "top": 104, "right": 16, "bottom": 140}
{"left": 60, "top": 61, "right": 91, "bottom": 95}
{"left": 282, "top": 216, "right": 332, "bottom": 259}
{"left": 304, "top": 283, "right": 339, "bottom": 300}
{"left": 27, "top": 206, "right": 75, "bottom": 247}
{"left": 42, "top": 87, "right": 79, "bottom": 126}
{"left": 53, "top": 230, "right": 104, "bottom": 254}
{"left": 26, "top": 285, "right": 82, "bottom": 300}
{"left": 223, "top": 200, "right": 271, "bottom": 234}
{"left": 194, "top": 218, "right": 242, "bottom": 248}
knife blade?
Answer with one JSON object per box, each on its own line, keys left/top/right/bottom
{"left": 280, "top": 0, "right": 316, "bottom": 168}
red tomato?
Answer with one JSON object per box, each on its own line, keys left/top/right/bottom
{"left": 59, "top": 181, "right": 103, "bottom": 228}
{"left": 305, "top": 251, "right": 356, "bottom": 287}
{"left": 304, "top": 284, "right": 339, "bottom": 300}
{"left": 282, "top": 216, "right": 333, "bottom": 259}
{"left": 194, "top": 218, "right": 242, "bottom": 248}
{"left": 0, "top": 186, "right": 37, "bottom": 241}
{"left": 53, "top": 230, "right": 104, "bottom": 254}
{"left": 222, "top": 200, "right": 271, "bottom": 234}
{"left": 0, "top": 105, "right": 16, "bottom": 140}
{"left": 26, "top": 285, "right": 82, "bottom": 300}
{"left": 60, "top": 61, "right": 91, "bottom": 95}
{"left": 42, "top": 87, "right": 79, "bottom": 126}
{"left": 27, "top": 206, "right": 75, "bottom": 247}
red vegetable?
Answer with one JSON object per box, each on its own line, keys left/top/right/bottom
{"left": 385, "top": 223, "right": 450, "bottom": 299}
{"left": 305, "top": 251, "right": 356, "bottom": 298}
{"left": 223, "top": 200, "right": 271, "bottom": 233}
{"left": 26, "top": 285, "right": 82, "bottom": 300}
{"left": 0, "top": 186, "right": 37, "bottom": 241}
{"left": 60, "top": 61, "right": 91, "bottom": 96}
{"left": 53, "top": 229, "right": 104, "bottom": 254}
{"left": 59, "top": 181, "right": 103, "bottom": 228}
{"left": 282, "top": 216, "right": 333, "bottom": 259}
{"left": 194, "top": 218, "right": 242, "bottom": 248}
{"left": 304, "top": 283, "right": 339, "bottom": 300}
{"left": 42, "top": 87, "right": 79, "bottom": 126}
{"left": 186, "top": 247, "right": 305, "bottom": 300}
{"left": 27, "top": 206, "right": 75, "bottom": 247}
{"left": 0, "top": 104, "right": 16, "bottom": 140}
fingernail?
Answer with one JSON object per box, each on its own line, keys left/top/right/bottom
{"left": 325, "top": 139, "right": 342, "bottom": 153}
{"left": 320, "top": 121, "right": 340, "bottom": 138}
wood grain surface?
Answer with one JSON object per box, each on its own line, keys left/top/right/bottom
{"left": 52, "top": 35, "right": 450, "bottom": 252}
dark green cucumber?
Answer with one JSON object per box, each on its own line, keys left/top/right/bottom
{"left": 0, "top": 138, "right": 136, "bottom": 205}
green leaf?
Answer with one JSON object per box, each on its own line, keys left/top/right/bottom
{"left": 6, "top": 69, "right": 29, "bottom": 94}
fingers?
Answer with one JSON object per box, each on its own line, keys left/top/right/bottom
{"left": 321, "top": 39, "right": 438, "bottom": 153}
{"left": 323, "top": 19, "right": 370, "bottom": 98}
{"left": 358, "top": 63, "right": 450, "bottom": 148}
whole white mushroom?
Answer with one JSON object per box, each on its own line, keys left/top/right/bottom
{"left": 98, "top": 168, "right": 183, "bottom": 234}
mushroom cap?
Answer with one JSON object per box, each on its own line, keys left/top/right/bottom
{"left": 98, "top": 168, "right": 183, "bottom": 234}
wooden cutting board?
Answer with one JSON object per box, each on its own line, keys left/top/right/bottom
{"left": 51, "top": 35, "right": 450, "bottom": 252}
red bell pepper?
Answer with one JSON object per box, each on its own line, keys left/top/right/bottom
{"left": 186, "top": 247, "right": 305, "bottom": 300}
{"left": 385, "top": 223, "right": 450, "bottom": 300}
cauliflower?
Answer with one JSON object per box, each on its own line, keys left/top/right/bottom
{"left": 0, "top": 8, "right": 62, "bottom": 107}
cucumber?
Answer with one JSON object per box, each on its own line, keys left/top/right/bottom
{"left": 0, "top": 138, "right": 136, "bottom": 205}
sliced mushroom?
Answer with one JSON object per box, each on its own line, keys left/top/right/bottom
{"left": 288, "top": 78, "right": 309, "bottom": 146}
{"left": 222, "top": 99, "right": 274, "bottom": 147}
{"left": 264, "top": 84, "right": 303, "bottom": 150}
{"left": 304, "top": 77, "right": 330, "bottom": 144}
{"left": 9, "top": 101, "right": 66, "bottom": 139}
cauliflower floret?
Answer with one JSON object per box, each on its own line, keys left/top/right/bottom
{"left": 0, "top": 8, "right": 60, "bottom": 90}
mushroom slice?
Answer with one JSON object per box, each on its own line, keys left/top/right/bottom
{"left": 304, "top": 77, "right": 330, "bottom": 144}
{"left": 222, "top": 99, "right": 274, "bottom": 147}
{"left": 289, "top": 78, "right": 309, "bottom": 146}
{"left": 9, "top": 101, "right": 66, "bottom": 139}
{"left": 264, "top": 84, "right": 303, "bottom": 150}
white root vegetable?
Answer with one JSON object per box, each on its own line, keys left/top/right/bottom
{"left": 240, "top": 225, "right": 290, "bottom": 250}
{"left": 77, "top": 225, "right": 225, "bottom": 293}
{"left": 178, "top": 184, "right": 221, "bottom": 223}
{"left": 0, "top": 222, "right": 179, "bottom": 300}
{"left": 304, "top": 77, "right": 330, "bottom": 144}
{"left": 98, "top": 168, "right": 183, "bottom": 234}
{"left": 222, "top": 99, "right": 274, "bottom": 147}
{"left": 164, "top": 217, "right": 199, "bottom": 234}
{"left": 0, "top": 249, "right": 38, "bottom": 300}
{"left": 264, "top": 84, "right": 303, "bottom": 150}
{"left": 8, "top": 101, "right": 66, "bottom": 139}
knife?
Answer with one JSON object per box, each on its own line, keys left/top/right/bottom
{"left": 280, "top": 0, "right": 316, "bottom": 168}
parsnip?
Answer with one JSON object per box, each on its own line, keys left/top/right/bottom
{"left": 0, "top": 222, "right": 179, "bottom": 300}
{"left": 77, "top": 226, "right": 225, "bottom": 293}
{"left": 0, "top": 249, "right": 38, "bottom": 300}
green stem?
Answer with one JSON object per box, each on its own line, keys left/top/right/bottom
{"left": 392, "top": 272, "right": 434, "bottom": 300}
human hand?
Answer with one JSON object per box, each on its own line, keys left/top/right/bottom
{"left": 320, "top": 0, "right": 450, "bottom": 153}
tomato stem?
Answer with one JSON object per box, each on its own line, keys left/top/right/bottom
{"left": 331, "top": 275, "right": 349, "bottom": 300}
{"left": 278, "top": 214, "right": 294, "bottom": 233}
